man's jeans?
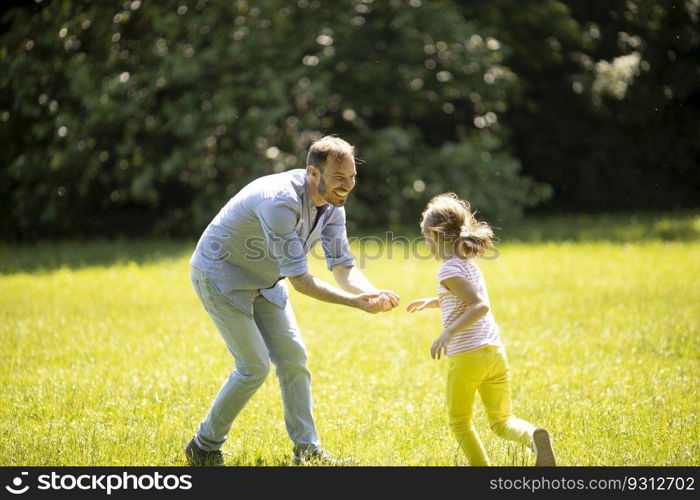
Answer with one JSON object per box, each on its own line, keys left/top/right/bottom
{"left": 190, "top": 266, "right": 320, "bottom": 452}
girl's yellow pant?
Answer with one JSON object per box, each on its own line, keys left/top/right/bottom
{"left": 447, "top": 345, "right": 536, "bottom": 466}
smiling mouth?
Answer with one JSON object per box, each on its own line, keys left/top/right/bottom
{"left": 334, "top": 190, "right": 349, "bottom": 198}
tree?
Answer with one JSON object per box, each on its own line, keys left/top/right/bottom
{"left": 458, "top": 0, "right": 699, "bottom": 211}
{"left": 0, "top": 0, "right": 546, "bottom": 240}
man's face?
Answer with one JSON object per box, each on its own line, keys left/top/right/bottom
{"left": 315, "top": 156, "right": 357, "bottom": 207}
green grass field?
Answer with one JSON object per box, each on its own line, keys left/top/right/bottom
{"left": 1, "top": 214, "right": 698, "bottom": 466}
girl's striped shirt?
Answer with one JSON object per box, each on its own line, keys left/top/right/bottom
{"left": 437, "top": 256, "right": 502, "bottom": 356}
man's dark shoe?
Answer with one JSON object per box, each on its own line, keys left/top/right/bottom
{"left": 185, "top": 438, "right": 224, "bottom": 466}
{"left": 293, "top": 446, "right": 356, "bottom": 466}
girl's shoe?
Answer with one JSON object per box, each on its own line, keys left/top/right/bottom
{"left": 532, "top": 428, "right": 556, "bottom": 466}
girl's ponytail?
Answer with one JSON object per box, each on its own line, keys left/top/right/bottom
{"left": 456, "top": 220, "right": 494, "bottom": 259}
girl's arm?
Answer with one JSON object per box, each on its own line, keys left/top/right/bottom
{"left": 406, "top": 297, "right": 440, "bottom": 312}
{"left": 431, "top": 276, "right": 489, "bottom": 359}
{"left": 441, "top": 276, "right": 490, "bottom": 334}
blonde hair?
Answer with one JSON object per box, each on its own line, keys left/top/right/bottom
{"left": 306, "top": 135, "right": 355, "bottom": 171}
{"left": 420, "top": 193, "right": 494, "bottom": 259}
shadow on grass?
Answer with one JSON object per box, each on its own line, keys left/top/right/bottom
{"left": 370, "top": 211, "right": 700, "bottom": 244}
{"left": 220, "top": 454, "right": 295, "bottom": 467}
{"left": 1, "top": 212, "right": 698, "bottom": 275}
{"left": 496, "top": 211, "right": 700, "bottom": 244}
{"left": 0, "top": 239, "right": 194, "bottom": 275}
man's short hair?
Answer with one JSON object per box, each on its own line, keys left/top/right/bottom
{"left": 306, "top": 136, "right": 355, "bottom": 171}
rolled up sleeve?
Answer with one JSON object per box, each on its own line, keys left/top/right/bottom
{"left": 256, "top": 197, "right": 308, "bottom": 277}
{"left": 321, "top": 207, "right": 355, "bottom": 270}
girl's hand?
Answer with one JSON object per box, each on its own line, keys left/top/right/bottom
{"left": 431, "top": 330, "right": 453, "bottom": 360}
{"left": 406, "top": 297, "right": 438, "bottom": 313}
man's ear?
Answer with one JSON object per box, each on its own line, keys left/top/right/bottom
{"left": 307, "top": 164, "right": 320, "bottom": 180}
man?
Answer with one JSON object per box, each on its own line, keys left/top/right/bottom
{"left": 186, "top": 136, "right": 400, "bottom": 465}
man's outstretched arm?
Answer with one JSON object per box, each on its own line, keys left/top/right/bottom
{"left": 288, "top": 272, "right": 386, "bottom": 314}
{"left": 319, "top": 209, "right": 399, "bottom": 310}
{"left": 332, "top": 264, "right": 400, "bottom": 309}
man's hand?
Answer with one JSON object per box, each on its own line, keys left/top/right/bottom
{"left": 430, "top": 330, "right": 453, "bottom": 360}
{"left": 378, "top": 290, "right": 400, "bottom": 310}
{"left": 332, "top": 265, "right": 400, "bottom": 312}
{"left": 354, "top": 292, "right": 387, "bottom": 314}
{"left": 352, "top": 290, "right": 400, "bottom": 314}
{"left": 406, "top": 297, "right": 439, "bottom": 312}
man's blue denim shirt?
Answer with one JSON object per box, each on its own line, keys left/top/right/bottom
{"left": 190, "top": 169, "right": 355, "bottom": 317}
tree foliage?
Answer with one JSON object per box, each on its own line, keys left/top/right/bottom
{"left": 459, "top": 0, "right": 699, "bottom": 211}
{"left": 0, "top": 0, "right": 547, "bottom": 239}
{"left": 1, "top": 0, "right": 697, "bottom": 241}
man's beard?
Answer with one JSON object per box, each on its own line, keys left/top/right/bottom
{"left": 317, "top": 176, "right": 348, "bottom": 207}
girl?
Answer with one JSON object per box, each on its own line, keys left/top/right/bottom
{"left": 406, "top": 193, "right": 556, "bottom": 466}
